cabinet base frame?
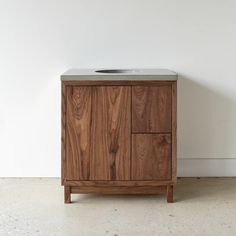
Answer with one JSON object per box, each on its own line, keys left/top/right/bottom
{"left": 64, "top": 185, "right": 174, "bottom": 203}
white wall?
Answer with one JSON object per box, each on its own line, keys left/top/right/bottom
{"left": 1, "top": 0, "right": 236, "bottom": 177}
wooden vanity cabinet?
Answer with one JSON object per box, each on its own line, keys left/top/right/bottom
{"left": 61, "top": 77, "right": 177, "bottom": 203}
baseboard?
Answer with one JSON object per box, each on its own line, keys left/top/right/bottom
{"left": 1, "top": 159, "right": 236, "bottom": 178}
{"left": 177, "top": 158, "right": 236, "bottom": 177}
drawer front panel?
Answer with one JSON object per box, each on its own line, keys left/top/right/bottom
{"left": 132, "top": 134, "right": 171, "bottom": 180}
{"left": 132, "top": 86, "right": 171, "bottom": 133}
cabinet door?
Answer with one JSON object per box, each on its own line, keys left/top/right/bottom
{"left": 132, "top": 86, "right": 171, "bottom": 133}
{"left": 90, "top": 86, "right": 131, "bottom": 180}
{"left": 66, "top": 86, "right": 92, "bottom": 180}
{"left": 132, "top": 134, "right": 171, "bottom": 180}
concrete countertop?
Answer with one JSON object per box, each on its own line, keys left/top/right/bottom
{"left": 61, "top": 69, "right": 177, "bottom": 81}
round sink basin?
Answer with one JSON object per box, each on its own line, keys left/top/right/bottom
{"left": 95, "top": 69, "right": 135, "bottom": 74}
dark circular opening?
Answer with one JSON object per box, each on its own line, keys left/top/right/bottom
{"left": 95, "top": 69, "right": 133, "bottom": 74}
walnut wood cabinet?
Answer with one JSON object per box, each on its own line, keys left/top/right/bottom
{"left": 61, "top": 69, "right": 177, "bottom": 203}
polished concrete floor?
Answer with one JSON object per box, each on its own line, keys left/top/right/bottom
{"left": 0, "top": 178, "right": 236, "bottom": 236}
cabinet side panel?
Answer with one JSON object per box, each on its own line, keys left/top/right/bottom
{"left": 61, "top": 82, "right": 66, "bottom": 185}
{"left": 132, "top": 134, "right": 172, "bottom": 180}
{"left": 90, "top": 86, "right": 131, "bottom": 181}
{"left": 66, "top": 86, "right": 92, "bottom": 180}
{"left": 172, "top": 81, "right": 177, "bottom": 182}
{"left": 132, "top": 86, "right": 172, "bottom": 133}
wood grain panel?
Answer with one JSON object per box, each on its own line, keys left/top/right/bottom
{"left": 71, "top": 186, "right": 166, "bottom": 194}
{"left": 132, "top": 86, "right": 171, "bottom": 132}
{"left": 90, "top": 86, "right": 131, "bottom": 180}
{"left": 65, "top": 180, "right": 174, "bottom": 187}
{"left": 66, "top": 86, "right": 91, "bottom": 180}
{"left": 61, "top": 82, "right": 66, "bottom": 185}
{"left": 172, "top": 81, "right": 177, "bottom": 182}
{"left": 132, "top": 134, "right": 172, "bottom": 180}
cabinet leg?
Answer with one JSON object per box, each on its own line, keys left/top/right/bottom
{"left": 64, "top": 186, "right": 71, "bottom": 204}
{"left": 167, "top": 185, "right": 173, "bottom": 203}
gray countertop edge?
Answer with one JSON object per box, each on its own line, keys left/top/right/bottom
{"left": 61, "top": 74, "right": 178, "bottom": 81}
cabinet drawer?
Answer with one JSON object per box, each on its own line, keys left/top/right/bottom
{"left": 132, "top": 86, "right": 171, "bottom": 133}
{"left": 131, "top": 134, "right": 171, "bottom": 180}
